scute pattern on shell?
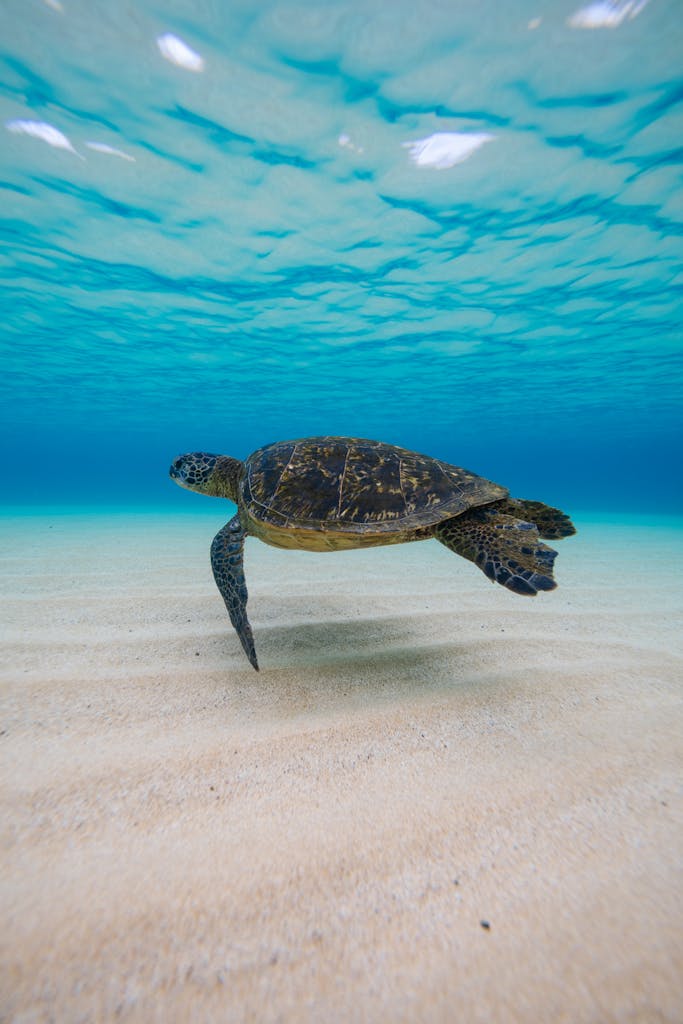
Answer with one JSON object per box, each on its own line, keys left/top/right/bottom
{"left": 241, "top": 436, "right": 507, "bottom": 535}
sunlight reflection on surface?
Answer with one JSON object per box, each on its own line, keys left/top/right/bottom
{"left": 568, "top": 0, "right": 650, "bottom": 28}
{"left": 156, "top": 32, "right": 205, "bottom": 72}
{"left": 84, "top": 142, "right": 136, "bottom": 162}
{"left": 403, "top": 132, "right": 494, "bottom": 170}
{"left": 6, "top": 118, "right": 81, "bottom": 157}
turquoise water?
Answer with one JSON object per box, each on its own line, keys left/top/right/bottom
{"left": 1, "top": 0, "right": 681, "bottom": 513}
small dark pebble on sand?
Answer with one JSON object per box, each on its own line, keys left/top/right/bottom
{"left": 480, "top": 920, "right": 490, "bottom": 930}
{"left": 195, "top": 651, "right": 200, "bottom": 656}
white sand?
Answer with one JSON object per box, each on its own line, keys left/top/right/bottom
{"left": 1, "top": 511, "right": 682, "bottom": 1023}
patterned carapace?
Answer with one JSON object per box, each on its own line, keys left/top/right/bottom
{"left": 242, "top": 436, "right": 507, "bottom": 534}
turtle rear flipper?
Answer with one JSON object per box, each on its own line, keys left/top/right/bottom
{"left": 434, "top": 508, "right": 558, "bottom": 596}
{"left": 495, "top": 498, "right": 576, "bottom": 540}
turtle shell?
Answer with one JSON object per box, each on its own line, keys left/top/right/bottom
{"left": 240, "top": 436, "right": 507, "bottom": 535}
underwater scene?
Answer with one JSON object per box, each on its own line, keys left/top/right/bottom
{"left": 2, "top": 2, "right": 682, "bottom": 1022}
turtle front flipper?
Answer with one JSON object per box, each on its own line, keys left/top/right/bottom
{"left": 434, "top": 507, "right": 558, "bottom": 596}
{"left": 210, "top": 516, "right": 259, "bottom": 670}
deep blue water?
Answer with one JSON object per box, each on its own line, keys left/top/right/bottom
{"left": 1, "top": 0, "right": 681, "bottom": 514}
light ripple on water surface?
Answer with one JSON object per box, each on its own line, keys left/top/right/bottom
{"left": 0, "top": 0, "right": 681, "bottom": 510}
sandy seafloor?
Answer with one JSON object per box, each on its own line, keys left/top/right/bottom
{"left": 1, "top": 510, "right": 682, "bottom": 1024}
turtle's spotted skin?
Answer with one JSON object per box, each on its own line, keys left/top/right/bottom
{"left": 170, "top": 436, "right": 576, "bottom": 670}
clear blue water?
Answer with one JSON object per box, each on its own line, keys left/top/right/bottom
{"left": 1, "top": 0, "right": 681, "bottom": 514}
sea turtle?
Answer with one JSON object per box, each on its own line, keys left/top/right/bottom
{"left": 169, "top": 436, "right": 575, "bottom": 670}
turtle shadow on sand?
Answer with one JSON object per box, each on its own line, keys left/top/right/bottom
{"left": 245, "top": 614, "right": 437, "bottom": 667}
{"left": 197, "top": 618, "right": 519, "bottom": 727}
{"left": 206, "top": 612, "right": 506, "bottom": 696}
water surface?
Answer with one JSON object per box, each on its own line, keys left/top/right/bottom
{"left": 1, "top": 0, "right": 681, "bottom": 512}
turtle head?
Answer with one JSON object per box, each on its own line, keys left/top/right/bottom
{"left": 169, "top": 452, "right": 242, "bottom": 501}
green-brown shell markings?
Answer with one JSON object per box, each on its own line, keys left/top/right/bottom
{"left": 242, "top": 437, "right": 505, "bottom": 532}
{"left": 170, "top": 437, "right": 576, "bottom": 670}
